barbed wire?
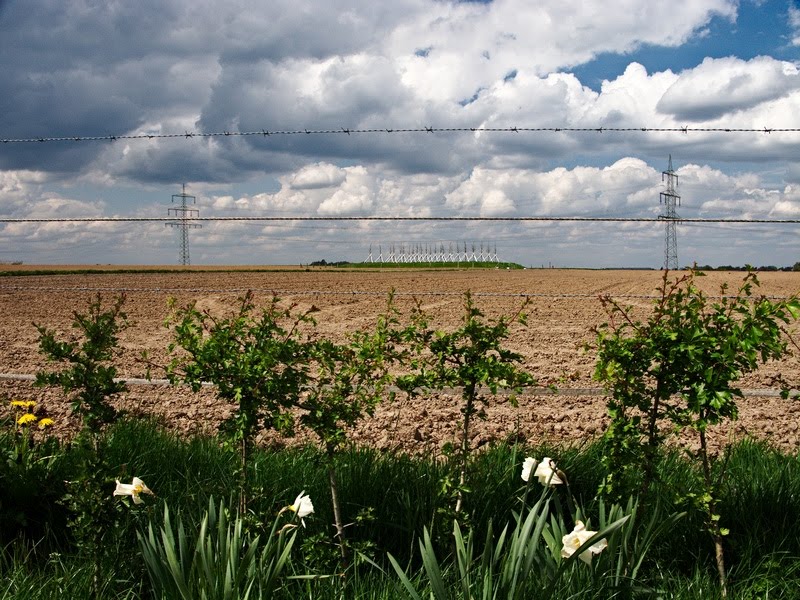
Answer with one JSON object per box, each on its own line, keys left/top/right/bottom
{"left": 0, "top": 371, "right": 786, "bottom": 396}
{"left": 2, "top": 216, "right": 800, "bottom": 224}
{"left": 0, "top": 285, "right": 794, "bottom": 301}
{"left": 1, "top": 125, "right": 799, "bottom": 144}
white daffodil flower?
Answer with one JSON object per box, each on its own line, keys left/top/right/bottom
{"left": 533, "top": 457, "right": 564, "bottom": 487}
{"left": 113, "top": 477, "right": 154, "bottom": 504}
{"left": 521, "top": 456, "right": 536, "bottom": 482}
{"left": 561, "top": 520, "right": 608, "bottom": 565}
{"left": 288, "top": 491, "right": 314, "bottom": 526}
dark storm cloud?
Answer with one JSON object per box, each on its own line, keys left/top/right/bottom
{"left": 0, "top": 0, "right": 434, "bottom": 181}
{"left": 215, "top": 1, "right": 398, "bottom": 63}
{"left": 0, "top": 0, "right": 198, "bottom": 172}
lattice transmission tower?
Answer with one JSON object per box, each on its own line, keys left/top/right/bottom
{"left": 659, "top": 155, "right": 681, "bottom": 270}
{"left": 166, "top": 184, "right": 201, "bottom": 265}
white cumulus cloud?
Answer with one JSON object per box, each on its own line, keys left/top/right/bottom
{"left": 790, "top": 4, "right": 800, "bottom": 46}
{"left": 656, "top": 56, "right": 800, "bottom": 121}
{"left": 290, "top": 163, "right": 347, "bottom": 189}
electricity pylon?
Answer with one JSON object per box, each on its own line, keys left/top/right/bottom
{"left": 659, "top": 155, "right": 681, "bottom": 270}
{"left": 166, "top": 184, "right": 201, "bottom": 265}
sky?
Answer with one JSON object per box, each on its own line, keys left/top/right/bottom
{"left": 0, "top": 0, "right": 799, "bottom": 268}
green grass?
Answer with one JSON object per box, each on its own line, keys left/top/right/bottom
{"left": 2, "top": 418, "right": 799, "bottom": 599}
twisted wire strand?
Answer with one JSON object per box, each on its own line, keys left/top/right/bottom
{"left": 2, "top": 125, "right": 798, "bottom": 144}
{"left": 2, "top": 216, "right": 800, "bottom": 224}
{"left": 0, "top": 372, "right": 786, "bottom": 397}
{"left": 0, "top": 285, "right": 793, "bottom": 301}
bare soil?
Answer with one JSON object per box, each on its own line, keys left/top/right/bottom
{"left": 1, "top": 266, "right": 799, "bottom": 456}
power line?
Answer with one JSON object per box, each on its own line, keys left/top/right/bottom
{"left": 1, "top": 216, "right": 800, "bottom": 223}
{"left": 1, "top": 125, "right": 798, "bottom": 144}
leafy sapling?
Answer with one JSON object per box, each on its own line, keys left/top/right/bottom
{"left": 35, "top": 293, "right": 128, "bottom": 437}
{"left": 298, "top": 293, "right": 402, "bottom": 564}
{"left": 398, "top": 291, "right": 537, "bottom": 516}
{"left": 34, "top": 293, "right": 131, "bottom": 600}
{"left": 166, "top": 291, "right": 316, "bottom": 514}
{"left": 593, "top": 268, "right": 799, "bottom": 597}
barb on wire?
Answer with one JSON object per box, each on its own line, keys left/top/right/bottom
{"left": 1, "top": 285, "right": 792, "bottom": 301}
{"left": 1, "top": 216, "right": 800, "bottom": 224}
{"left": 2, "top": 125, "right": 799, "bottom": 144}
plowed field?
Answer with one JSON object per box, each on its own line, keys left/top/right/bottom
{"left": 2, "top": 266, "right": 799, "bottom": 455}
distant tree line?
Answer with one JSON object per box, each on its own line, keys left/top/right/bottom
{"left": 694, "top": 263, "right": 800, "bottom": 272}
{"left": 309, "top": 259, "right": 350, "bottom": 267}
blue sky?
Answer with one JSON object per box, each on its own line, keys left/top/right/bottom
{"left": 0, "top": 0, "right": 798, "bottom": 267}
{"left": 572, "top": 0, "right": 798, "bottom": 90}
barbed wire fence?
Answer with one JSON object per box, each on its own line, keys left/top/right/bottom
{"left": 2, "top": 123, "right": 800, "bottom": 267}
{"left": 2, "top": 125, "right": 799, "bottom": 144}
{"left": 0, "top": 284, "right": 797, "bottom": 301}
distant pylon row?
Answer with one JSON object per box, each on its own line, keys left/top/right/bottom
{"left": 366, "top": 241, "right": 500, "bottom": 263}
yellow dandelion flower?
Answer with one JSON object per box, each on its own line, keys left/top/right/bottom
{"left": 17, "top": 413, "right": 37, "bottom": 426}
{"left": 11, "top": 400, "right": 36, "bottom": 409}
{"left": 38, "top": 418, "right": 55, "bottom": 429}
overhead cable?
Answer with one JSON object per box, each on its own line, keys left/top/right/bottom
{"left": 2, "top": 216, "right": 800, "bottom": 224}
